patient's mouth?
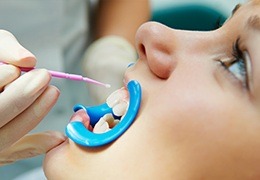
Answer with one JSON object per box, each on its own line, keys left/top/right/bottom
{"left": 66, "top": 80, "right": 141, "bottom": 147}
{"left": 69, "top": 87, "right": 130, "bottom": 134}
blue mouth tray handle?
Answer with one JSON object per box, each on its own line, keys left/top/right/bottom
{"left": 73, "top": 103, "right": 114, "bottom": 127}
{"left": 65, "top": 80, "right": 142, "bottom": 147}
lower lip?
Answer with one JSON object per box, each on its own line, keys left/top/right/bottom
{"left": 69, "top": 109, "right": 93, "bottom": 131}
{"left": 70, "top": 109, "right": 87, "bottom": 122}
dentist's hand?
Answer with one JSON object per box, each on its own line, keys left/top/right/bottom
{"left": 82, "top": 36, "right": 137, "bottom": 104}
{"left": 0, "top": 30, "right": 65, "bottom": 165}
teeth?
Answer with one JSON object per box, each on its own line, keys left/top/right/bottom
{"left": 113, "top": 101, "right": 128, "bottom": 116}
{"left": 95, "top": 87, "right": 129, "bottom": 133}
{"left": 106, "top": 88, "right": 128, "bottom": 107}
{"left": 106, "top": 87, "right": 129, "bottom": 117}
{"left": 93, "top": 118, "right": 109, "bottom": 134}
{"left": 93, "top": 113, "right": 119, "bottom": 134}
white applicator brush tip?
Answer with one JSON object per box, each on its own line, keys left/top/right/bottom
{"left": 105, "top": 84, "right": 111, "bottom": 88}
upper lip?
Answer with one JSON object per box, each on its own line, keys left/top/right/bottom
{"left": 69, "top": 109, "right": 87, "bottom": 122}
{"left": 123, "top": 76, "right": 130, "bottom": 88}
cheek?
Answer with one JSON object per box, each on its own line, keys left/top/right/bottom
{"left": 147, "top": 81, "right": 260, "bottom": 152}
{"left": 145, "top": 81, "right": 234, "bottom": 145}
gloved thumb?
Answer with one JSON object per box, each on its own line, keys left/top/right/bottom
{"left": 0, "top": 30, "right": 36, "bottom": 67}
{"left": 0, "top": 131, "right": 66, "bottom": 166}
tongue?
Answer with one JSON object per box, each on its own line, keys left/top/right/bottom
{"left": 70, "top": 109, "right": 93, "bottom": 131}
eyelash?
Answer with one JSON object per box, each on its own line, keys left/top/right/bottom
{"left": 218, "top": 38, "right": 249, "bottom": 89}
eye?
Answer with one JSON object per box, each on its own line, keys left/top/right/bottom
{"left": 219, "top": 39, "right": 250, "bottom": 89}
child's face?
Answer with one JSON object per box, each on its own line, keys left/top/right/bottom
{"left": 44, "top": 1, "right": 260, "bottom": 179}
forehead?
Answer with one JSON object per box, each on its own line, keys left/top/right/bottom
{"left": 251, "top": 0, "right": 260, "bottom": 5}
{"left": 247, "top": 0, "right": 260, "bottom": 8}
{"left": 240, "top": 0, "right": 260, "bottom": 10}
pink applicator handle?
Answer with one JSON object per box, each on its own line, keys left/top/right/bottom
{"left": 0, "top": 62, "right": 110, "bottom": 88}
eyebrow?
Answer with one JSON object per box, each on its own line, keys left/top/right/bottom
{"left": 231, "top": 3, "right": 260, "bottom": 31}
{"left": 232, "top": 4, "right": 241, "bottom": 16}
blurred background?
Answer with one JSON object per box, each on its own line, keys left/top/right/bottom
{"left": 151, "top": 0, "right": 246, "bottom": 31}
{"left": 0, "top": 0, "right": 245, "bottom": 179}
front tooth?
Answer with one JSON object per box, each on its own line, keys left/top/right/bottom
{"left": 106, "top": 89, "right": 121, "bottom": 107}
{"left": 106, "top": 88, "right": 128, "bottom": 108}
{"left": 93, "top": 118, "right": 109, "bottom": 134}
{"left": 113, "top": 101, "right": 128, "bottom": 117}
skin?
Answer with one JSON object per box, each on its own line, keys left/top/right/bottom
{"left": 44, "top": 1, "right": 260, "bottom": 179}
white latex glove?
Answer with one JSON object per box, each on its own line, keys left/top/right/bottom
{"left": 82, "top": 35, "right": 137, "bottom": 104}
{"left": 0, "top": 131, "right": 65, "bottom": 166}
{"left": 0, "top": 30, "right": 65, "bottom": 165}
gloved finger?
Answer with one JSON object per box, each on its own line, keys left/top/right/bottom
{"left": 0, "top": 64, "right": 21, "bottom": 92}
{"left": 0, "top": 85, "right": 60, "bottom": 151}
{"left": 0, "top": 30, "right": 36, "bottom": 67}
{"left": 0, "top": 69, "right": 51, "bottom": 128}
{"left": 0, "top": 131, "right": 65, "bottom": 166}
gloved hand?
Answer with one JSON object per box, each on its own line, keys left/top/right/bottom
{"left": 0, "top": 131, "right": 65, "bottom": 166}
{"left": 0, "top": 30, "right": 65, "bottom": 165}
{"left": 82, "top": 35, "right": 137, "bottom": 104}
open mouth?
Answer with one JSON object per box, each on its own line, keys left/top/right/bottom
{"left": 65, "top": 80, "right": 142, "bottom": 147}
{"left": 69, "top": 87, "right": 129, "bottom": 133}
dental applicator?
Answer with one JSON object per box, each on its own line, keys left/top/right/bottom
{"left": 0, "top": 61, "right": 110, "bottom": 88}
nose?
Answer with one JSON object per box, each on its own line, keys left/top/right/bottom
{"left": 136, "top": 22, "right": 175, "bottom": 79}
{"left": 135, "top": 22, "right": 212, "bottom": 79}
